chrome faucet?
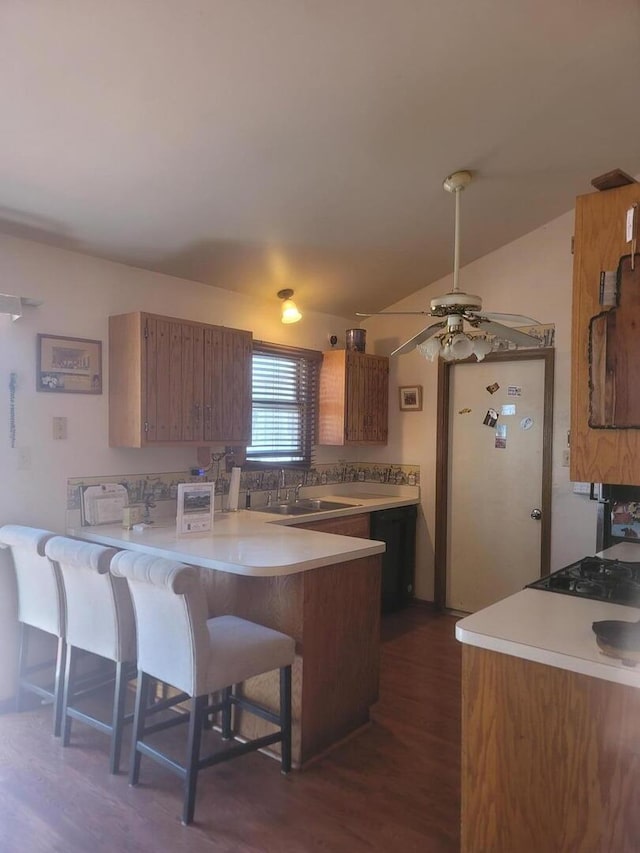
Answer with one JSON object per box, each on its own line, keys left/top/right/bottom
{"left": 294, "top": 482, "right": 303, "bottom": 502}
{"left": 276, "top": 468, "right": 286, "bottom": 502}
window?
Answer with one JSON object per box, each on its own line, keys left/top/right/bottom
{"left": 246, "top": 341, "right": 321, "bottom": 466}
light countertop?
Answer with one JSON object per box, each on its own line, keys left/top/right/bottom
{"left": 455, "top": 542, "right": 640, "bottom": 688}
{"left": 70, "top": 486, "right": 419, "bottom": 578}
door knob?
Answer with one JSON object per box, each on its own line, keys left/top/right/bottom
{"left": 530, "top": 508, "right": 542, "bottom": 520}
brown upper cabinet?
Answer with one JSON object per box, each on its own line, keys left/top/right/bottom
{"left": 319, "top": 349, "right": 389, "bottom": 445}
{"left": 109, "top": 312, "right": 252, "bottom": 448}
{"left": 571, "top": 183, "right": 640, "bottom": 484}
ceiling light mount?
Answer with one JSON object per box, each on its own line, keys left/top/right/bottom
{"left": 443, "top": 170, "right": 472, "bottom": 194}
{"left": 277, "top": 288, "right": 302, "bottom": 324}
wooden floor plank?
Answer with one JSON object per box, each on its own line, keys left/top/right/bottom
{"left": 0, "top": 608, "right": 461, "bottom": 852}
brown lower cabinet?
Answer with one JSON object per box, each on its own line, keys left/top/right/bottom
{"left": 462, "top": 645, "right": 640, "bottom": 853}
{"left": 197, "top": 551, "right": 381, "bottom": 767}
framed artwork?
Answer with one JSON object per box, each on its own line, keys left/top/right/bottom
{"left": 399, "top": 385, "right": 423, "bottom": 411}
{"left": 37, "top": 334, "right": 102, "bottom": 394}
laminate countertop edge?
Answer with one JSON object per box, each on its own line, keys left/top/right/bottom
{"left": 69, "top": 492, "right": 417, "bottom": 578}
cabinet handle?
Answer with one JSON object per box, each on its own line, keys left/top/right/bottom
{"left": 194, "top": 403, "right": 201, "bottom": 423}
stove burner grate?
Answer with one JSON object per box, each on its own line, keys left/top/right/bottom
{"left": 527, "top": 557, "right": 640, "bottom": 607}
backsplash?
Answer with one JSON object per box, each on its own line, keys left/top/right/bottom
{"left": 67, "top": 461, "right": 420, "bottom": 524}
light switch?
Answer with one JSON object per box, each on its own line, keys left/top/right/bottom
{"left": 53, "top": 416, "right": 67, "bottom": 440}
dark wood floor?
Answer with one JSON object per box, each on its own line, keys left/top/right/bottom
{"left": 0, "top": 608, "right": 461, "bottom": 853}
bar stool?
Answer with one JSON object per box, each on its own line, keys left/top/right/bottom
{"left": 110, "top": 550, "right": 295, "bottom": 825}
{"left": 45, "top": 536, "right": 137, "bottom": 774}
{"left": 0, "top": 525, "right": 64, "bottom": 736}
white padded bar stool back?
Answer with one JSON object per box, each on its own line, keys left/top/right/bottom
{"left": 110, "top": 551, "right": 209, "bottom": 696}
{"left": 0, "top": 525, "right": 62, "bottom": 636}
{"left": 45, "top": 537, "right": 135, "bottom": 663}
{"left": 111, "top": 548, "right": 295, "bottom": 824}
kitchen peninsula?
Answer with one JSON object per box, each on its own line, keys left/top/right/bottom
{"left": 456, "top": 542, "right": 640, "bottom": 853}
{"left": 72, "top": 490, "right": 419, "bottom": 766}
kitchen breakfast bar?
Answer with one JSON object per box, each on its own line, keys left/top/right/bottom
{"left": 71, "top": 495, "right": 411, "bottom": 767}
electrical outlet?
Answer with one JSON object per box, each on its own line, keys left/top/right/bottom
{"left": 562, "top": 449, "right": 570, "bottom": 467}
{"left": 53, "top": 416, "right": 67, "bottom": 440}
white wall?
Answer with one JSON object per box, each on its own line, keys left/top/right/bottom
{"left": 0, "top": 233, "right": 352, "bottom": 532}
{"left": 363, "top": 208, "right": 598, "bottom": 601}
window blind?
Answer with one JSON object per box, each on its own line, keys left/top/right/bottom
{"left": 247, "top": 342, "right": 321, "bottom": 465}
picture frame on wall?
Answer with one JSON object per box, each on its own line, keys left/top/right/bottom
{"left": 37, "top": 334, "right": 102, "bottom": 394}
{"left": 399, "top": 385, "right": 423, "bottom": 411}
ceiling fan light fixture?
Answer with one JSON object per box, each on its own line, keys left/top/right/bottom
{"left": 471, "top": 336, "right": 493, "bottom": 361}
{"left": 449, "top": 332, "right": 474, "bottom": 360}
{"left": 417, "top": 336, "right": 442, "bottom": 362}
{"left": 277, "top": 288, "right": 302, "bottom": 324}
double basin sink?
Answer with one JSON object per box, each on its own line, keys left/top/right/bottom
{"left": 253, "top": 498, "right": 361, "bottom": 516}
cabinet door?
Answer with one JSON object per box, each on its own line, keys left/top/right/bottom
{"left": 571, "top": 184, "right": 640, "bottom": 483}
{"left": 372, "top": 356, "right": 389, "bottom": 442}
{"left": 345, "top": 351, "right": 365, "bottom": 442}
{"left": 203, "top": 327, "right": 252, "bottom": 443}
{"left": 145, "top": 317, "right": 204, "bottom": 442}
{"left": 294, "top": 512, "right": 370, "bottom": 538}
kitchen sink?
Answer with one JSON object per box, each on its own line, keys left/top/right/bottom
{"left": 253, "top": 499, "right": 360, "bottom": 516}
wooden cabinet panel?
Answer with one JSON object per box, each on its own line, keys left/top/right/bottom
{"left": 109, "top": 311, "right": 252, "bottom": 448}
{"left": 294, "top": 512, "right": 371, "bottom": 539}
{"left": 203, "top": 326, "right": 252, "bottom": 444}
{"left": 197, "top": 554, "right": 381, "bottom": 767}
{"left": 462, "top": 646, "right": 640, "bottom": 853}
{"left": 319, "top": 349, "right": 389, "bottom": 446}
{"left": 571, "top": 183, "right": 640, "bottom": 483}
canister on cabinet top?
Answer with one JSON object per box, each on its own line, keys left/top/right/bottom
{"left": 346, "top": 329, "right": 366, "bottom": 352}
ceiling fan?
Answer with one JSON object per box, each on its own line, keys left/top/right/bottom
{"left": 357, "top": 170, "right": 541, "bottom": 361}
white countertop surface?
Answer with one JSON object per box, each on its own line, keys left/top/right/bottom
{"left": 455, "top": 542, "right": 640, "bottom": 688}
{"left": 70, "top": 487, "right": 419, "bottom": 577}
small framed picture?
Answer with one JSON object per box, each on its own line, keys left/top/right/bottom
{"left": 399, "top": 385, "right": 423, "bottom": 411}
{"left": 37, "top": 334, "right": 102, "bottom": 394}
{"left": 176, "top": 482, "right": 215, "bottom": 534}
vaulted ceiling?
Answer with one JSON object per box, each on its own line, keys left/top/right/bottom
{"left": 2, "top": 1, "right": 639, "bottom": 316}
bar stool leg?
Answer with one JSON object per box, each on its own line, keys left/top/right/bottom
{"left": 182, "top": 695, "right": 206, "bottom": 826}
{"left": 61, "top": 645, "right": 78, "bottom": 747}
{"left": 52, "top": 637, "right": 66, "bottom": 738}
{"left": 280, "top": 665, "right": 292, "bottom": 774}
{"left": 130, "top": 670, "right": 152, "bottom": 786}
{"left": 220, "top": 686, "right": 232, "bottom": 739}
{"left": 15, "top": 623, "right": 28, "bottom": 712}
{"left": 109, "top": 661, "right": 128, "bottom": 774}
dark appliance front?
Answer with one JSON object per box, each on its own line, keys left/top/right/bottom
{"left": 596, "top": 483, "right": 640, "bottom": 551}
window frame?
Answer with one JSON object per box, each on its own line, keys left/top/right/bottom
{"left": 245, "top": 340, "right": 322, "bottom": 469}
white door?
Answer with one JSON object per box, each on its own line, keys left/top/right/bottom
{"left": 446, "top": 357, "right": 547, "bottom": 612}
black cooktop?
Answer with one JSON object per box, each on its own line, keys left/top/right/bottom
{"left": 526, "top": 557, "right": 640, "bottom": 608}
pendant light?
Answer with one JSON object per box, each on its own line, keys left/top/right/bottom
{"left": 278, "top": 289, "right": 302, "bottom": 324}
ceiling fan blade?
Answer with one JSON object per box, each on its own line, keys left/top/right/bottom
{"left": 355, "top": 311, "right": 432, "bottom": 317}
{"left": 391, "top": 322, "right": 446, "bottom": 356}
{"left": 481, "top": 312, "right": 541, "bottom": 325}
{"left": 476, "top": 320, "right": 541, "bottom": 348}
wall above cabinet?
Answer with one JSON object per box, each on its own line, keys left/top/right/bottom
{"left": 109, "top": 312, "right": 252, "bottom": 448}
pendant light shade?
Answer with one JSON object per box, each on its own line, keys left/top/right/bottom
{"left": 278, "top": 289, "right": 302, "bottom": 324}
